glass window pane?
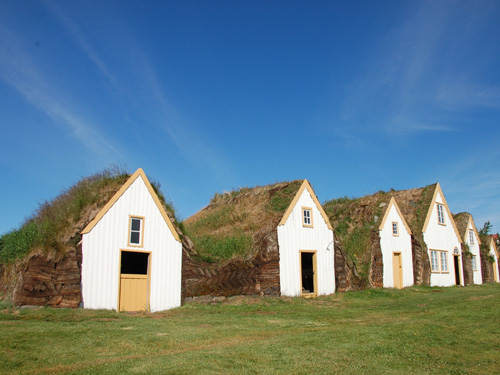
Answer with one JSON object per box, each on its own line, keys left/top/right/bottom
{"left": 131, "top": 218, "right": 141, "bottom": 231}
{"left": 440, "top": 252, "right": 448, "bottom": 272}
{"left": 130, "top": 231, "right": 140, "bottom": 244}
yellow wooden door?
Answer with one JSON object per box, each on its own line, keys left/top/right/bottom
{"left": 119, "top": 274, "right": 149, "bottom": 311}
{"left": 393, "top": 253, "right": 403, "bottom": 289}
{"left": 494, "top": 261, "right": 499, "bottom": 282}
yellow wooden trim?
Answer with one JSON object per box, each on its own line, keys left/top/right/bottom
{"left": 299, "top": 250, "right": 318, "bottom": 297}
{"left": 378, "top": 197, "right": 412, "bottom": 235}
{"left": 81, "top": 168, "right": 180, "bottom": 243}
{"left": 279, "top": 180, "right": 333, "bottom": 230}
{"left": 118, "top": 249, "right": 151, "bottom": 312}
{"left": 127, "top": 215, "right": 145, "bottom": 248}
{"left": 392, "top": 252, "right": 403, "bottom": 289}
{"left": 120, "top": 274, "right": 148, "bottom": 279}
{"left": 301, "top": 206, "right": 314, "bottom": 228}
{"left": 422, "top": 183, "right": 462, "bottom": 243}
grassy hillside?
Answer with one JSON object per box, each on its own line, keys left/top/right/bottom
{"left": 1, "top": 284, "right": 499, "bottom": 374}
{"left": 0, "top": 168, "right": 180, "bottom": 264}
{"left": 184, "top": 180, "right": 302, "bottom": 262}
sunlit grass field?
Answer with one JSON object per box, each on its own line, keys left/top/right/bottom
{"left": 1, "top": 284, "right": 499, "bottom": 374}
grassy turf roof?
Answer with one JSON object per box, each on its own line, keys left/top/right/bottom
{"left": 453, "top": 212, "right": 472, "bottom": 241}
{"left": 323, "top": 183, "right": 437, "bottom": 279}
{"left": 0, "top": 168, "right": 180, "bottom": 264}
{"left": 184, "top": 180, "right": 303, "bottom": 262}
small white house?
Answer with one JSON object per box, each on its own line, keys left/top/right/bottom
{"left": 454, "top": 213, "right": 482, "bottom": 285}
{"left": 422, "top": 183, "right": 464, "bottom": 287}
{"left": 278, "top": 180, "right": 335, "bottom": 297}
{"left": 81, "top": 168, "right": 182, "bottom": 312}
{"left": 488, "top": 236, "right": 499, "bottom": 283}
{"left": 378, "top": 197, "right": 414, "bottom": 289}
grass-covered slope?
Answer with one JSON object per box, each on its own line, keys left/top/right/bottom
{"left": 0, "top": 168, "right": 181, "bottom": 264}
{"left": 184, "top": 180, "right": 303, "bottom": 262}
{"left": 323, "top": 184, "right": 437, "bottom": 286}
{"left": 1, "top": 284, "right": 499, "bottom": 374}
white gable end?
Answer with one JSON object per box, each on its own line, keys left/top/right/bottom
{"left": 81, "top": 174, "right": 182, "bottom": 312}
{"left": 278, "top": 186, "right": 335, "bottom": 297}
{"left": 423, "top": 187, "right": 463, "bottom": 286}
{"left": 379, "top": 202, "right": 413, "bottom": 288}
{"left": 465, "top": 219, "right": 482, "bottom": 284}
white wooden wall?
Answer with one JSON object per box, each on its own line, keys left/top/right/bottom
{"left": 379, "top": 203, "right": 414, "bottom": 288}
{"left": 423, "top": 190, "right": 464, "bottom": 286}
{"left": 277, "top": 188, "right": 335, "bottom": 296}
{"left": 81, "top": 176, "right": 182, "bottom": 312}
{"left": 489, "top": 241, "right": 499, "bottom": 283}
{"left": 464, "top": 219, "right": 482, "bottom": 284}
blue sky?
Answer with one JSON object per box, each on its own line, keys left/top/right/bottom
{"left": 1, "top": 0, "right": 500, "bottom": 235}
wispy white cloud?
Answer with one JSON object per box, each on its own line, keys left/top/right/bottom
{"left": 42, "top": 0, "right": 116, "bottom": 86}
{"left": 436, "top": 82, "right": 500, "bottom": 110}
{"left": 0, "top": 26, "right": 121, "bottom": 158}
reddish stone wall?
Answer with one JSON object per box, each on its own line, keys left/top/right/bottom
{"left": 369, "top": 231, "right": 383, "bottom": 288}
{"left": 182, "top": 230, "right": 280, "bottom": 298}
{"left": 11, "top": 247, "right": 82, "bottom": 308}
{"left": 462, "top": 255, "right": 474, "bottom": 285}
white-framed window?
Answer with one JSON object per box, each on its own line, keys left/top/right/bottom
{"left": 437, "top": 204, "right": 445, "bottom": 225}
{"left": 128, "top": 216, "right": 144, "bottom": 247}
{"left": 302, "top": 207, "right": 313, "bottom": 227}
{"left": 469, "top": 230, "right": 475, "bottom": 245}
{"left": 471, "top": 255, "right": 477, "bottom": 271}
{"left": 431, "top": 249, "right": 449, "bottom": 273}
{"left": 392, "top": 222, "right": 399, "bottom": 236}
{"left": 431, "top": 250, "right": 439, "bottom": 272}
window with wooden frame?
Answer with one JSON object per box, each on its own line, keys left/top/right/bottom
{"left": 392, "top": 222, "right": 399, "bottom": 236}
{"left": 469, "top": 230, "right": 475, "bottom": 245}
{"left": 430, "top": 249, "right": 449, "bottom": 273}
{"left": 128, "top": 216, "right": 144, "bottom": 247}
{"left": 471, "top": 255, "right": 478, "bottom": 271}
{"left": 302, "top": 207, "right": 313, "bottom": 228}
{"left": 437, "top": 204, "right": 445, "bottom": 225}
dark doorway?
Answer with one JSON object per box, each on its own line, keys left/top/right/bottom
{"left": 453, "top": 255, "right": 460, "bottom": 285}
{"left": 301, "top": 252, "right": 316, "bottom": 295}
{"left": 121, "top": 251, "right": 149, "bottom": 275}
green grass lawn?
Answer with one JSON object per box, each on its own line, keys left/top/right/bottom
{"left": 1, "top": 284, "right": 499, "bottom": 374}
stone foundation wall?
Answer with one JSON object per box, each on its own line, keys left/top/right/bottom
{"left": 182, "top": 230, "right": 280, "bottom": 298}
{"left": 462, "top": 255, "right": 474, "bottom": 285}
{"left": 6, "top": 247, "right": 82, "bottom": 308}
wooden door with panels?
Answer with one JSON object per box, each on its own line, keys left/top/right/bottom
{"left": 392, "top": 252, "right": 403, "bottom": 289}
{"left": 119, "top": 250, "right": 151, "bottom": 312}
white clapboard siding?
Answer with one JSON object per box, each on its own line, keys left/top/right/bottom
{"left": 379, "top": 201, "right": 414, "bottom": 288}
{"left": 465, "top": 218, "right": 482, "bottom": 285}
{"left": 278, "top": 187, "right": 335, "bottom": 297}
{"left": 423, "top": 188, "right": 464, "bottom": 287}
{"left": 82, "top": 174, "right": 182, "bottom": 312}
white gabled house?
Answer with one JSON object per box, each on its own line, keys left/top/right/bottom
{"left": 378, "top": 197, "right": 414, "bottom": 289}
{"left": 278, "top": 180, "right": 336, "bottom": 297}
{"left": 422, "top": 183, "right": 464, "bottom": 287}
{"left": 454, "top": 213, "right": 482, "bottom": 285}
{"left": 81, "top": 168, "right": 182, "bottom": 312}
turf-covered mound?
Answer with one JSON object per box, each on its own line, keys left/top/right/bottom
{"left": 182, "top": 180, "right": 303, "bottom": 297}
{"left": 0, "top": 168, "right": 183, "bottom": 307}
{"left": 323, "top": 184, "right": 436, "bottom": 291}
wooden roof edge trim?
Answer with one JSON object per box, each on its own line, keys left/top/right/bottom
{"left": 278, "top": 179, "right": 333, "bottom": 231}
{"left": 81, "top": 168, "right": 181, "bottom": 243}
{"left": 378, "top": 197, "right": 412, "bottom": 235}
{"left": 422, "top": 183, "right": 463, "bottom": 243}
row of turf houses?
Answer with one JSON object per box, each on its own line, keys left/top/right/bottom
{"left": 0, "top": 168, "right": 499, "bottom": 312}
